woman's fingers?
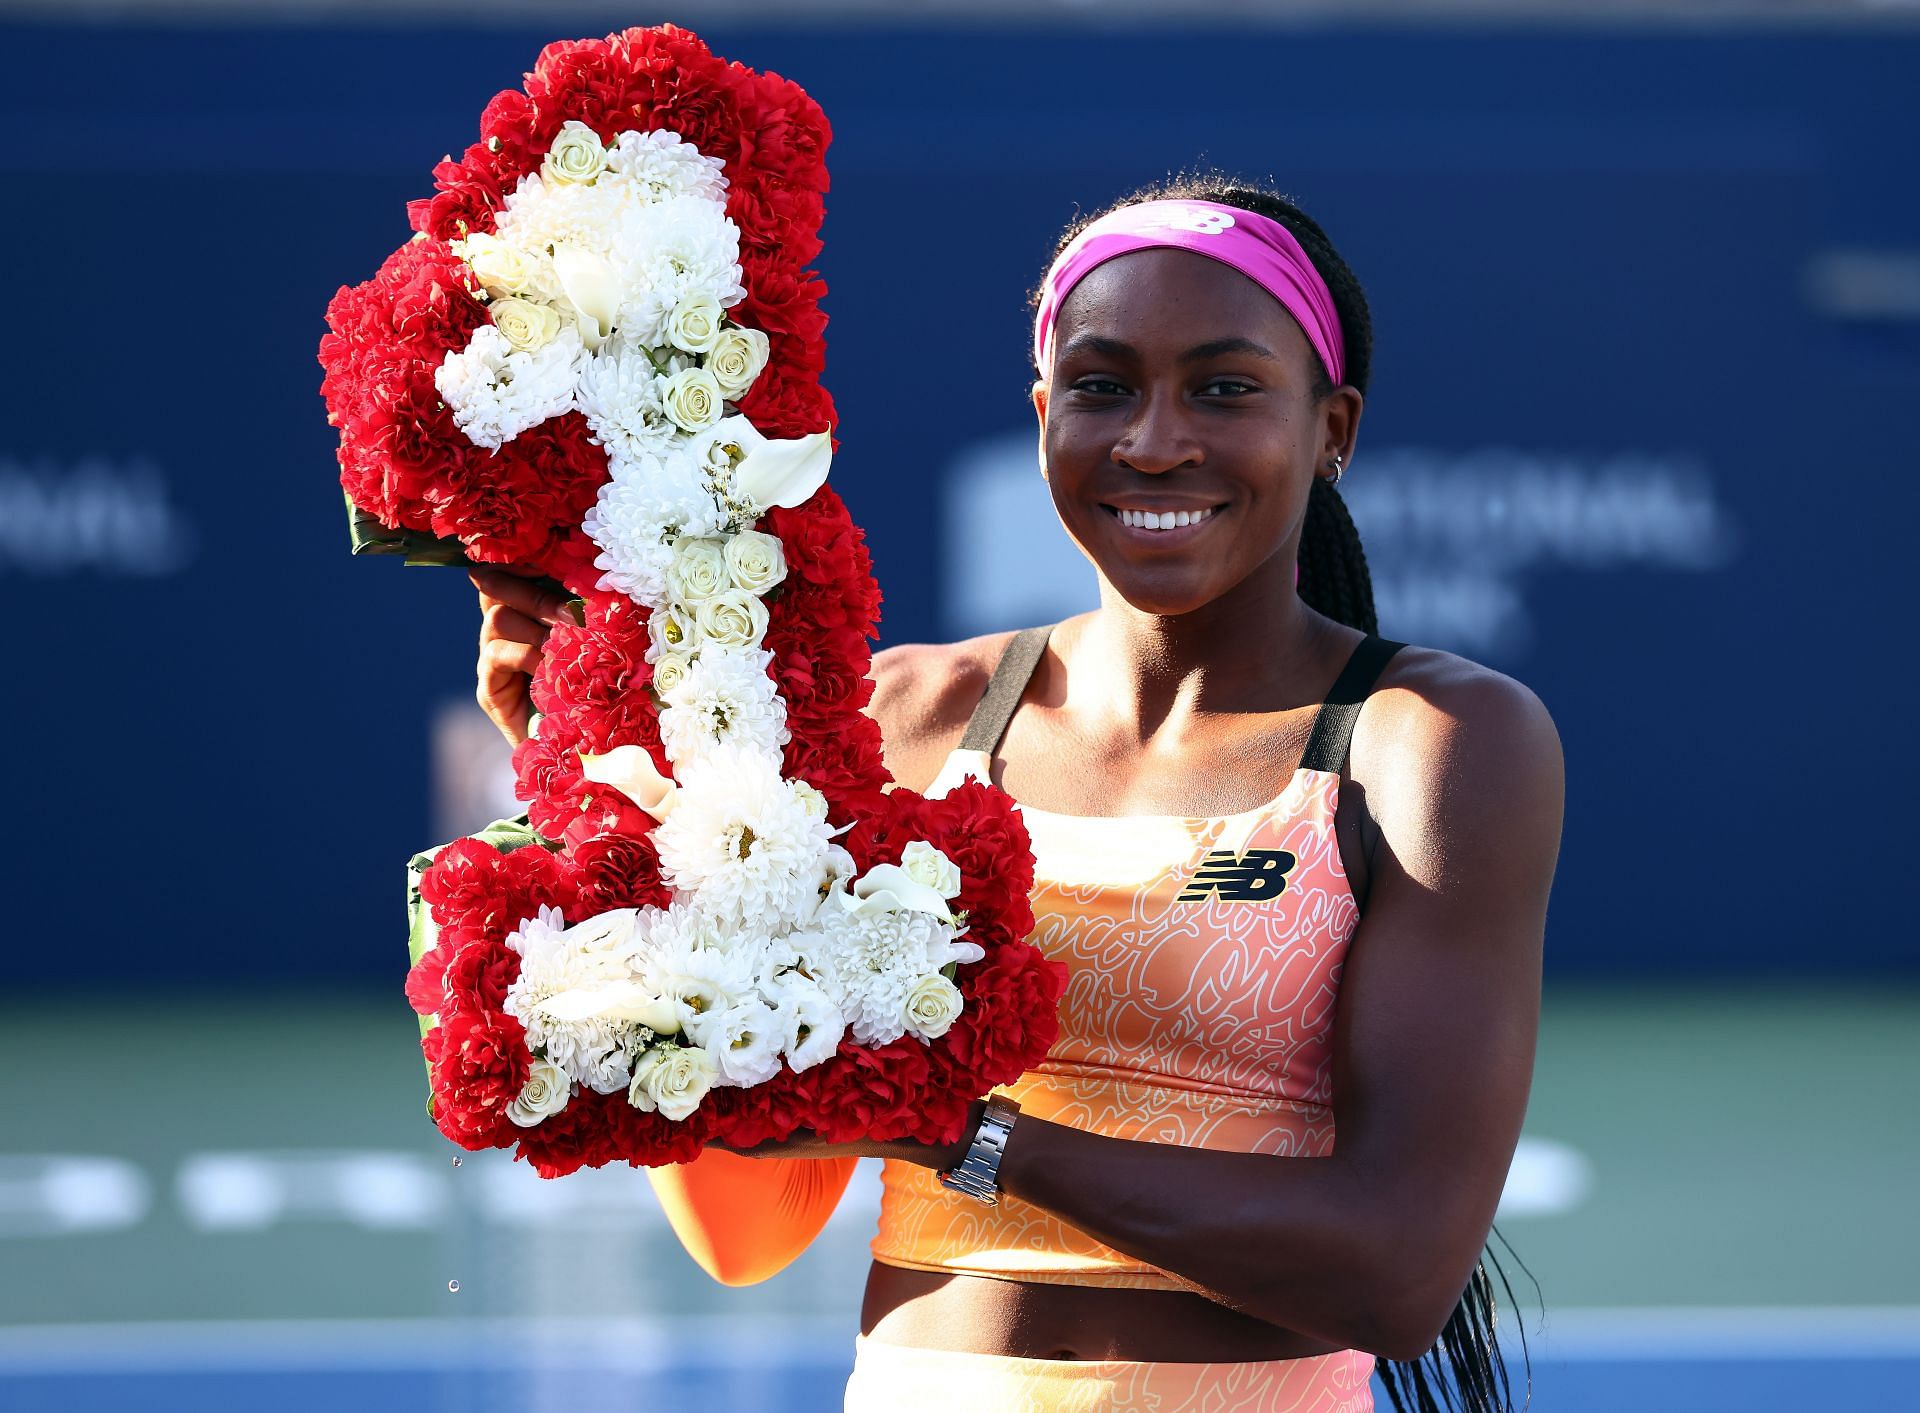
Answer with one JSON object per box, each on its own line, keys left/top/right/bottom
{"left": 481, "top": 600, "right": 549, "bottom": 650}
{"left": 469, "top": 567, "right": 576, "bottom": 627}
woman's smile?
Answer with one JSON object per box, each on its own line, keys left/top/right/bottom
{"left": 1099, "top": 501, "right": 1228, "bottom": 542}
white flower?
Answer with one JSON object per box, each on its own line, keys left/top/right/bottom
{"left": 543, "top": 120, "right": 610, "bottom": 185}
{"left": 627, "top": 1043, "right": 716, "bottom": 1121}
{"left": 794, "top": 900, "right": 984, "bottom": 1048}
{"left": 652, "top": 746, "right": 835, "bottom": 933}
{"left": 503, "top": 904, "right": 658, "bottom": 1096}
{"left": 902, "top": 974, "right": 964, "bottom": 1041}
{"left": 640, "top": 915, "right": 758, "bottom": 1038}
{"left": 734, "top": 428, "right": 833, "bottom": 514}
{"left": 434, "top": 324, "right": 583, "bottom": 449}
{"left": 453, "top": 231, "right": 543, "bottom": 299}
{"left": 578, "top": 743, "right": 677, "bottom": 821}
{"left": 489, "top": 297, "right": 562, "bottom": 353}
{"left": 700, "top": 997, "right": 788, "bottom": 1087}
{"left": 706, "top": 325, "right": 771, "bottom": 400}
{"left": 723, "top": 529, "right": 787, "bottom": 595}
{"left": 606, "top": 128, "right": 730, "bottom": 206}
{"left": 659, "top": 365, "right": 724, "bottom": 433}
{"left": 665, "top": 536, "right": 730, "bottom": 604}
{"left": 647, "top": 601, "right": 700, "bottom": 659}
{"left": 692, "top": 589, "right": 769, "bottom": 650}
{"left": 840, "top": 862, "right": 958, "bottom": 925}
{"left": 900, "top": 841, "right": 963, "bottom": 900}
{"left": 659, "top": 643, "right": 789, "bottom": 766}
{"left": 626, "top": 194, "right": 747, "bottom": 310}
{"left": 666, "top": 291, "right": 725, "bottom": 355}
{"left": 552, "top": 244, "right": 624, "bottom": 350}
{"left": 576, "top": 338, "right": 684, "bottom": 469}
{"left": 582, "top": 448, "right": 729, "bottom": 606}
{"left": 791, "top": 781, "right": 829, "bottom": 825}
{"left": 768, "top": 974, "right": 845, "bottom": 1071}
{"left": 651, "top": 650, "right": 693, "bottom": 695}
{"left": 507, "top": 1060, "right": 574, "bottom": 1126}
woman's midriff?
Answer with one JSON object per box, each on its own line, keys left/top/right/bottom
{"left": 859, "top": 1261, "right": 1348, "bottom": 1362}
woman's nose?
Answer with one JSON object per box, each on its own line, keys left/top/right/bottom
{"left": 1111, "top": 390, "right": 1202, "bottom": 474}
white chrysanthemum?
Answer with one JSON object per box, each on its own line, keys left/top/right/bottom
{"left": 635, "top": 906, "right": 760, "bottom": 1035}
{"left": 434, "top": 324, "right": 583, "bottom": 449}
{"left": 491, "top": 170, "right": 633, "bottom": 263}
{"left": 607, "top": 128, "right": 730, "bottom": 206}
{"left": 576, "top": 338, "right": 684, "bottom": 469}
{"left": 653, "top": 745, "right": 835, "bottom": 932}
{"left": 582, "top": 449, "right": 730, "bottom": 606}
{"left": 623, "top": 194, "right": 748, "bottom": 312}
{"left": 659, "top": 643, "right": 789, "bottom": 766}
{"left": 503, "top": 904, "right": 657, "bottom": 1095}
{"left": 795, "top": 904, "right": 982, "bottom": 1048}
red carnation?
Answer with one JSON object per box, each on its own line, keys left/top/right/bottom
{"left": 569, "top": 830, "right": 671, "bottom": 913}
{"left": 429, "top": 1007, "right": 532, "bottom": 1149}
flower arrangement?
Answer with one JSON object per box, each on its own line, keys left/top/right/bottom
{"left": 320, "top": 25, "right": 1065, "bottom": 1176}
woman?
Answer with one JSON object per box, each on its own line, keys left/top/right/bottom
{"left": 471, "top": 175, "right": 1563, "bottom": 1412}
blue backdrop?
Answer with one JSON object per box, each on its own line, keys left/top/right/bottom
{"left": 4, "top": 19, "right": 1914, "bottom": 983}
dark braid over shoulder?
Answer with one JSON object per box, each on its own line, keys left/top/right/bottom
{"left": 1034, "top": 173, "right": 1539, "bottom": 1413}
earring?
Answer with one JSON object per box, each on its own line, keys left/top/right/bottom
{"left": 1327, "top": 454, "right": 1345, "bottom": 486}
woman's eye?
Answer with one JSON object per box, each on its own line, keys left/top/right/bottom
{"left": 1203, "top": 379, "right": 1258, "bottom": 397}
{"left": 1072, "top": 378, "right": 1128, "bottom": 396}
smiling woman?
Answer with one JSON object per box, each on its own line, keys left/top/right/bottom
{"left": 472, "top": 172, "right": 1562, "bottom": 1413}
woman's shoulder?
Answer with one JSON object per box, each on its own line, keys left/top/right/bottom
{"left": 1356, "top": 640, "right": 1564, "bottom": 834}
{"left": 866, "top": 629, "right": 1028, "bottom": 792}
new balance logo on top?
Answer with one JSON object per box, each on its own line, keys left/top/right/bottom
{"left": 1176, "top": 849, "right": 1299, "bottom": 903}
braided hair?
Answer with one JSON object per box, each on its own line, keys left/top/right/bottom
{"left": 1032, "top": 173, "right": 1537, "bottom": 1413}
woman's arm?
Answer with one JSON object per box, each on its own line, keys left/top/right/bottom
{"left": 990, "top": 662, "right": 1563, "bottom": 1360}
{"left": 648, "top": 1150, "right": 862, "bottom": 1286}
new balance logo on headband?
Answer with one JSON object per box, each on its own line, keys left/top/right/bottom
{"left": 1176, "top": 849, "right": 1298, "bottom": 903}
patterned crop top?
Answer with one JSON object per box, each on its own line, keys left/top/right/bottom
{"left": 868, "top": 626, "right": 1406, "bottom": 1290}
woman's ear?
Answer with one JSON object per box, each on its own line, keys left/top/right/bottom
{"left": 1318, "top": 385, "right": 1364, "bottom": 480}
{"left": 1031, "top": 379, "right": 1050, "bottom": 482}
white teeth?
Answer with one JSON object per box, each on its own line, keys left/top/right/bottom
{"left": 1115, "top": 506, "right": 1215, "bottom": 530}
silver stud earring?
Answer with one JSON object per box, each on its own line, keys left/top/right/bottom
{"left": 1327, "top": 454, "right": 1345, "bottom": 486}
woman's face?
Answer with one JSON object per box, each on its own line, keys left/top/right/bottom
{"left": 1033, "top": 246, "right": 1360, "bottom": 619}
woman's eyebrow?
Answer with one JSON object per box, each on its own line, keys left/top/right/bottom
{"left": 1179, "top": 337, "right": 1277, "bottom": 364}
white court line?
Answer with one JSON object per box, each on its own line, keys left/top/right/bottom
{"left": 1, "top": 1309, "right": 1918, "bottom": 1373}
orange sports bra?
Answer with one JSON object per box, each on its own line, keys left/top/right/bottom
{"left": 867, "top": 626, "right": 1405, "bottom": 1289}
{"left": 643, "top": 626, "right": 1405, "bottom": 1292}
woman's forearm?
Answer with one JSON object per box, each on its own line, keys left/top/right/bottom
{"left": 994, "top": 1114, "right": 1442, "bottom": 1358}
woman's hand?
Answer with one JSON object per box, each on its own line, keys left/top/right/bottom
{"left": 705, "top": 1100, "right": 985, "bottom": 1170}
{"left": 470, "top": 565, "right": 578, "bottom": 748}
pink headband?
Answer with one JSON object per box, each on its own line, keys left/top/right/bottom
{"left": 1033, "top": 199, "right": 1346, "bottom": 388}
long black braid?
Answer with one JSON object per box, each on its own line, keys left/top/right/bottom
{"left": 1032, "top": 172, "right": 1538, "bottom": 1413}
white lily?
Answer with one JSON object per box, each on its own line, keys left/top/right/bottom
{"left": 579, "top": 745, "right": 677, "bottom": 821}
{"left": 837, "top": 863, "right": 956, "bottom": 924}
{"left": 551, "top": 244, "right": 623, "bottom": 350}
{"left": 534, "top": 979, "right": 681, "bottom": 1034}
{"left": 733, "top": 423, "right": 833, "bottom": 513}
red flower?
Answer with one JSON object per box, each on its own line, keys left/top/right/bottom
{"left": 569, "top": 830, "right": 671, "bottom": 913}
{"left": 428, "top": 1007, "right": 531, "bottom": 1149}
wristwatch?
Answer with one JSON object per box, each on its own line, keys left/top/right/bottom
{"left": 937, "top": 1095, "right": 1021, "bottom": 1204}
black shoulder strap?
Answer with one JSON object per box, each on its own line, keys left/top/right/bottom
{"left": 1298, "top": 635, "right": 1408, "bottom": 775}
{"left": 958, "top": 625, "right": 1053, "bottom": 755}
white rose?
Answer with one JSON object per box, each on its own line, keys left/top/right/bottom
{"left": 506, "top": 1060, "right": 573, "bottom": 1126}
{"left": 900, "top": 841, "right": 963, "bottom": 900}
{"left": 542, "top": 120, "right": 609, "bottom": 185}
{"left": 723, "top": 530, "right": 787, "bottom": 595}
{"left": 456, "top": 232, "right": 536, "bottom": 297}
{"left": 648, "top": 602, "right": 701, "bottom": 658}
{"left": 666, "top": 292, "right": 725, "bottom": 356}
{"left": 902, "top": 974, "right": 964, "bottom": 1041}
{"left": 706, "top": 325, "right": 771, "bottom": 400}
{"left": 693, "top": 589, "right": 769, "bottom": 649}
{"left": 489, "top": 297, "right": 562, "bottom": 353}
{"left": 666, "top": 536, "right": 730, "bottom": 604}
{"left": 627, "top": 1044, "right": 716, "bottom": 1121}
{"left": 659, "top": 366, "right": 724, "bottom": 433}
{"left": 651, "top": 650, "right": 693, "bottom": 696}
